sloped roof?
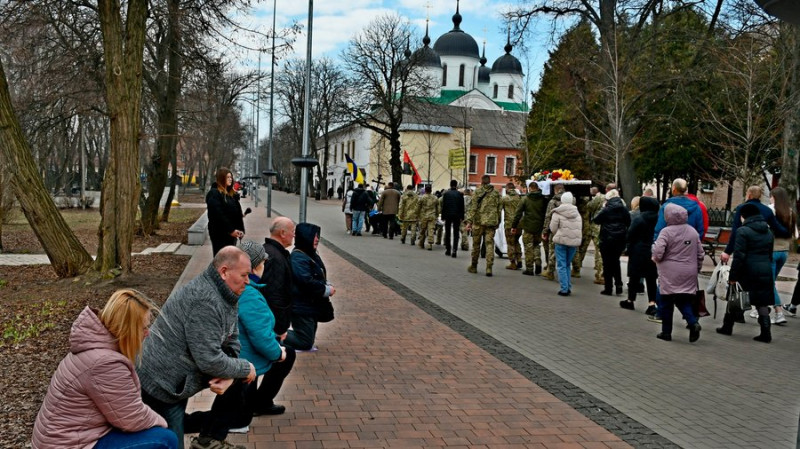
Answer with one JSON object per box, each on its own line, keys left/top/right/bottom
{"left": 403, "top": 101, "right": 526, "bottom": 150}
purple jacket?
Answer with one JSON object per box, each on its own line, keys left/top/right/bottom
{"left": 651, "top": 203, "right": 704, "bottom": 295}
{"left": 32, "top": 307, "right": 166, "bottom": 449}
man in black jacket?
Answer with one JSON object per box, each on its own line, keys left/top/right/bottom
{"left": 259, "top": 217, "right": 296, "bottom": 339}
{"left": 441, "top": 180, "right": 465, "bottom": 257}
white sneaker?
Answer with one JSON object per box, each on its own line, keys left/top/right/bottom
{"left": 774, "top": 311, "right": 787, "bottom": 325}
{"left": 749, "top": 308, "right": 759, "bottom": 319}
{"left": 228, "top": 426, "right": 249, "bottom": 434}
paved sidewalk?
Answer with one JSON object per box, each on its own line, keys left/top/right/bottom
{"left": 253, "top": 190, "right": 800, "bottom": 449}
{"left": 177, "top": 193, "right": 632, "bottom": 448}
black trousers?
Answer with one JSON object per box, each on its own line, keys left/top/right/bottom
{"left": 600, "top": 243, "right": 624, "bottom": 291}
{"left": 246, "top": 348, "right": 297, "bottom": 412}
{"left": 628, "top": 274, "right": 657, "bottom": 303}
{"left": 381, "top": 214, "right": 397, "bottom": 237}
{"left": 444, "top": 218, "right": 461, "bottom": 250}
{"left": 180, "top": 380, "right": 251, "bottom": 442}
{"left": 210, "top": 233, "right": 237, "bottom": 256}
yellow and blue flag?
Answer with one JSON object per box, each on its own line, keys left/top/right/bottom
{"left": 345, "top": 154, "right": 365, "bottom": 184}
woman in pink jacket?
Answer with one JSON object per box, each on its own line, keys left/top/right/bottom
{"left": 32, "top": 290, "right": 177, "bottom": 449}
{"left": 652, "top": 203, "right": 705, "bottom": 343}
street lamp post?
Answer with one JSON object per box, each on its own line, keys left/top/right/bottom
{"left": 263, "top": 0, "right": 279, "bottom": 217}
{"left": 254, "top": 52, "right": 261, "bottom": 207}
{"left": 292, "top": 0, "right": 318, "bottom": 223}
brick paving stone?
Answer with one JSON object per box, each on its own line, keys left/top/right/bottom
{"left": 175, "top": 192, "right": 800, "bottom": 448}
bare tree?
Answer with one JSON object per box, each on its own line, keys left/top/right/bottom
{"left": 0, "top": 57, "right": 93, "bottom": 276}
{"left": 341, "top": 13, "right": 434, "bottom": 185}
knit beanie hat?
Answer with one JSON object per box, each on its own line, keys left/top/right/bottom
{"left": 238, "top": 240, "right": 267, "bottom": 269}
{"left": 561, "top": 192, "right": 574, "bottom": 205}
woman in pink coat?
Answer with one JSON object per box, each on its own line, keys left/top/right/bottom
{"left": 651, "top": 203, "right": 705, "bottom": 343}
{"left": 33, "top": 290, "right": 177, "bottom": 449}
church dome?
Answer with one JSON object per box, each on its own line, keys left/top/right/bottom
{"left": 433, "top": 3, "right": 480, "bottom": 59}
{"left": 477, "top": 43, "right": 490, "bottom": 83}
{"left": 413, "top": 21, "right": 442, "bottom": 68}
{"left": 491, "top": 39, "right": 523, "bottom": 75}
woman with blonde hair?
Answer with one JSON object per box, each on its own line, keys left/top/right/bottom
{"left": 206, "top": 167, "right": 246, "bottom": 255}
{"left": 33, "top": 290, "right": 177, "bottom": 449}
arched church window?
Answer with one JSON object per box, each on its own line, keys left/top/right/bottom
{"left": 493, "top": 84, "right": 498, "bottom": 99}
{"left": 458, "top": 64, "right": 465, "bottom": 87}
{"left": 508, "top": 85, "right": 514, "bottom": 99}
{"left": 442, "top": 65, "right": 448, "bottom": 86}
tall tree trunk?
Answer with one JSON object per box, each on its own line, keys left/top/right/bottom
{"left": 141, "top": 0, "right": 183, "bottom": 235}
{"left": 161, "top": 152, "right": 179, "bottom": 222}
{"left": 96, "top": 0, "right": 148, "bottom": 275}
{"left": 0, "top": 58, "right": 93, "bottom": 276}
{"left": 780, "top": 24, "right": 800, "bottom": 207}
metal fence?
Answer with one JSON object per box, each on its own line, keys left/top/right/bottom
{"left": 707, "top": 207, "right": 734, "bottom": 227}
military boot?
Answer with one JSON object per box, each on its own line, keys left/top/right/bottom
{"left": 754, "top": 315, "right": 771, "bottom": 343}
{"left": 467, "top": 264, "right": 477, "bottom": 274}
{"left": 542, "top": 269, "right": 555, "bottom": 281}
{"left": 486, "top": 267, "right": 493, "bottom": 277}
{"left": 571, "top": 269, "right": 581, "bottom": 278}
{"left": 505, "top": 262, "right": 517, "bottom": 270}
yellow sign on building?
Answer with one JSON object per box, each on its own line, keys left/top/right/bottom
{"left": 449, "top": 148, "right": 466, "bottom": 169}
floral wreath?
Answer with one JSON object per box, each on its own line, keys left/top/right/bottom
{"left": 531, "top": 169, "right": 574, "bottom": 182}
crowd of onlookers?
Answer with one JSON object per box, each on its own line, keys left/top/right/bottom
{"left": 33, "top": 168, "right": 334, "bottom": 449}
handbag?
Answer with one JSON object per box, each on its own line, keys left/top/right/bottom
{"left": 728, "top": 282, "right": 751, "bottom": 311}
{"left": 693, "top": 290, "right": 710, "bottom": 318}
{"left": 316, "top": 298, "right": 335, "bottom": 323}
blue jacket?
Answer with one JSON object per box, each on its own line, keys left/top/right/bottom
{"left": 654, "top": 195, "right": 704, "bottom": 241}
{"left": 724, "top": 198, "right": 789, "bottom": 255}
{"left": 291, "top": 223, "right": 331, "bottom": 317}
{"left": 238, "top": 274, "right": 282, "bottom": 376}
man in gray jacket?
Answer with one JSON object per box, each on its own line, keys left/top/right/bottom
{"left": 139, "top": 246, "right": 256, "bottom": 449}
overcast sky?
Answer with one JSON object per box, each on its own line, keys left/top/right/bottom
{"left": 231, "top": 1, "right": 558, "bottom": 140}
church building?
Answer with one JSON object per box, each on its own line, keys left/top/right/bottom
{"left": 320, "top": 1, "right": 528, "bottom": 194}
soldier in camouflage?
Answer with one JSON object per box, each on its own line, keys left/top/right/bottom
{"left": 501, "top": 182, "right": 522, "bottom": 270}
{"left": 511, "top": 182, "right": 548, "bottom": 275}
{"left": 460, "top": 188, "right": 473, "bottom": 251}
{"left": 585, "top": 187, "right": 606, "bottom": 284}
{"left": 541, "top": 184, "right": 565, "bottom": 280}
{"left": 416, "top": 185, "right": 440, "bottom": 250}
{"left": 465, "top": 175, "right": 502, "bottom": 276}
{"left": 398, "top": 185, "right": 419, "bottom": 245}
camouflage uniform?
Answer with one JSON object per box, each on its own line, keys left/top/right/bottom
{"left": 466, "top": 184, "right": 501, "bottom": 275}
{"left": 416, "top": 192, "right": 440, "bottom": 250}
{"left": 511, "top": 190, "right": 548, "bottom": 274}
{"left": 460, "top": 191, "right": 473, "bottom": 251}
{"left": 501, "top": 190, "right": 522, "bottom": 269}
{"left": 570, "top": 196, "right": 591, "bottom": 277}
{"left": 585, "top": 192, "right": 605, "bottom": 283}
{"left": 541, "top": 191, "right": 564, "bottom": 280}
{"left": 398, "top": 190, "right": 419, "bottom": 245}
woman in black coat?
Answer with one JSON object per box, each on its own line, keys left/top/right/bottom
{"left": 284, "top": 223, "right": 336, "bottom": 351}
{"left": 620, "top": 196, "right": 659, "bottom": 312}
{"left": 205, "top": 167, "right": 245, "bottom": 255}
{"left": 592, "top": 190, "right": 631, "bottom": 296}
{"left": 718, "top": 203, "right": 775, "bottom": 342}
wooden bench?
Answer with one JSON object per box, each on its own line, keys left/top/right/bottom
{"left": 702, "top": 226, "right": 731, "bottom": 266}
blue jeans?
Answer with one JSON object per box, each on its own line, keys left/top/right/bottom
{"left": 352, "top": 211, "right": 366, "bottom": 233}
{"left": 773, "top": 250, "right": 788, "bottom": 305}
{"left": 142, "top": 392, "right": 188, "bottom": 449}
{"left": 94, "top": 427, "right": 177, "bottom": 449}
{"left": 555, "top": 244, "right": 577, "bottom": 293}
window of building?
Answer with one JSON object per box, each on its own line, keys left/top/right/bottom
{"left": 504, "top": 157, "right": 516, "bottom": 177}
{"left": 508, "top": 85, "right": 514, "bottom": 99}
{"left": 493, "top": 84, "right": 498, "bottom": 99}
{"left": 458, "top": 64, "right": 465, "bottom": 87}
{"left": 485, "top": 155, "right": 496, "bottom": 175}
{"left": 468, "top": 154, "right": 478, "bottom": 174}
{"left": 442, "top": 65, "right": 447, "bottom": 86}
{"left": 331, "top": 145, "right": 336, "bottom": 164}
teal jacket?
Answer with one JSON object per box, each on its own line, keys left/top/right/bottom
{"left": 238, "top": 274, "right": 282, "bottom": 376}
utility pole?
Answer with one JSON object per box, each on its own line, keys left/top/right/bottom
{"left": 263, "top": 0, "right": 279, "bottom": 217}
